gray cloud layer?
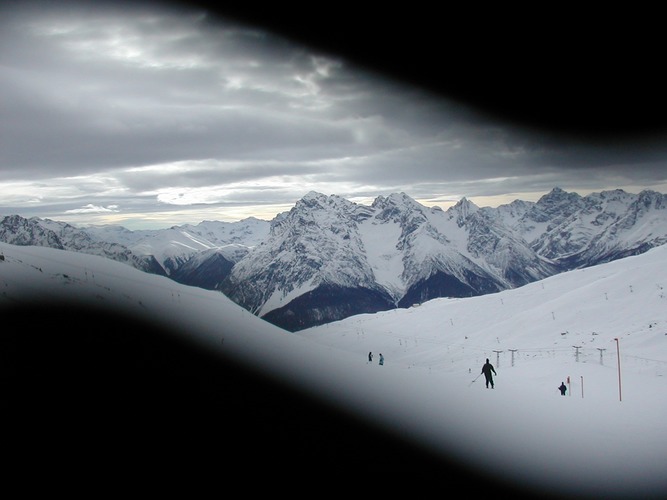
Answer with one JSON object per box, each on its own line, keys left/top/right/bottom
{"left": 2, "top": 1, "right": 666, "bottom": 228}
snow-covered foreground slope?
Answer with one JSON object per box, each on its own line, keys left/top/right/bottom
{"left": 299, "top": 243, "right": 667, "bottom": 498}
{"left": 1, "top": 241, "right": 666, "bottom": 497}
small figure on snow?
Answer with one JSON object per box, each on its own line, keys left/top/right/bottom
{"left": 481, "top": 358, "right": 496, "bottom": 388}
{"left": 558, "top": 381, "right": 567, "bottom": 396}
{"left": 378, "top": 353, "right": 384, "bottom": 366}
{"left": 368, "top": 351, "right": 373, "bottom": 363}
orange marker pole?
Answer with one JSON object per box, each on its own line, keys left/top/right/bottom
{"left": 614, "top": 338, "right": 622, "bottom": 402}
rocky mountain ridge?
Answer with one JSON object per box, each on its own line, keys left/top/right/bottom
{"left": 2, "top": 188, "right": 666, "bottom": 331}
{"left": 217, "top": 188, "right": 667, "bottom": 330}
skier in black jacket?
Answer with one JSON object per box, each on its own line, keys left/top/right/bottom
{"left": 481, "top": 358, "right": 497, "bottom": 389}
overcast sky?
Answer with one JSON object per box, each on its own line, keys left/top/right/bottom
{"left": 2, "top": 1, "right": 666, "bottom": 229}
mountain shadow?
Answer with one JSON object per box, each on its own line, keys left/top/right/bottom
{"left": 261, "top": 284, "right": 395, "bottom": 331}
{"left": 398, "top": 270, "right": 505, "bottom": 308}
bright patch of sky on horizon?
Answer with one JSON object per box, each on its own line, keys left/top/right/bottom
{"left": 1, "top": 1, "right": 667, "bottom": 229}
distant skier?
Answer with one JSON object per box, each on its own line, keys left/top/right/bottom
{"left": 368, "top": 352, "right": 373, "bottom": 363}
{"left": 378, "top": 353, "right": 384, "bottom": 366}
{"left": 481, "top": 358, "right": 496, "bottom": 388}
{"left": 558, "top": 382, "right": 567, "bottom": 396}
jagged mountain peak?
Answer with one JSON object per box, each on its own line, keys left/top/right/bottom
{"left": 452, "top": 196, "right": 479, "bottom": 211}
{"left": 298, "top": 190, "right": 327, "bottom": 206}
{"left": 536, "top": 186, "right": 583, "bottom": 206}
{"left": 292, "top": 192, "right": 360, "bottom": 219}
{"left": 282, "top": 192, "right": 359, "bottom": 230}
{"left": 446, "top": 196, "right": 480, "bottom": 225}
{"left": 371, "top": 192, "right": 430, "bottom": 224}
{"left": 636, "top": 188, "right": 666, "bottom": 207}
{"left": 372, "top": 192, "right": 417, "bottom": 207}
{"left": 299, "top": 190, "right": 349, "bottom": 204}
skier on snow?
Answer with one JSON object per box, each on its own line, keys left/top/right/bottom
{"left": 368, "top": 352, "right": 373, "bottom": 363}
{"left": 379, "top": 353, "right": 384, "bottom": 366}
{"left": 481, "top": 358, "right": 497, "bottom": 388}
{"left": 558, "top": 381, "right": 567, "bottom": 395}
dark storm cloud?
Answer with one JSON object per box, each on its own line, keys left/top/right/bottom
{"left": 0, "top": 3, "right": 364, "bottom": 174}
{"left": 1, "top": 0, "right": 666, "bottom": 228}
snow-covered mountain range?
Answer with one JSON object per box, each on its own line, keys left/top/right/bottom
{"left": 0, "top": 213, "right": 269, "bottom": 277}
{"left": 219, "top": 188, "right": 667, "bottom": 330}
{"left": 2, "top": 188, "right": 666, "bottom": 332}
